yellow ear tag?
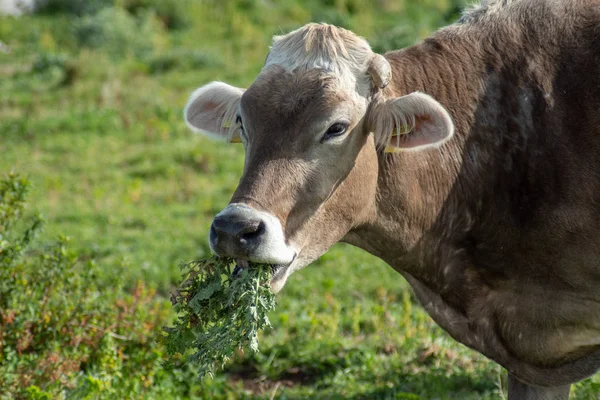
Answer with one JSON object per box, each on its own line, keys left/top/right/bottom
{"left": 384, "top": 125, "right": 412, "bottom": 153}
{"left": 384, "top": 146, "right": 401, "bottom": 153}
{"left": 222, "top": 119, "right": 242, "bottom": 143}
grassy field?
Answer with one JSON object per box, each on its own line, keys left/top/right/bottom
{"left": 0, "top": 0, "right": 598, "bottom": 398}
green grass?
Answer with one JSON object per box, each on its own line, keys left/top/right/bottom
{"left": 0, "top": 0, "right": 598, "bottom": 398}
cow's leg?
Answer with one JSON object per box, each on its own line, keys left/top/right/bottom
{"left": 508, "top": 374, "right": 571, "bottom": 400}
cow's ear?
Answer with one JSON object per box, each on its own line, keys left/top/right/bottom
{"left": 369, "top": 92, "right": 454, "bottom": 152}
{"left": 184, "top": 82, "right": 245, "bottom": 143}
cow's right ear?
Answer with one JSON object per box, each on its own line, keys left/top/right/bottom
{"left": 184, "top": 82, "right": 245, "bottom": 143}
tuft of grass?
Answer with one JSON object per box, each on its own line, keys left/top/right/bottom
{"left": 143, "top": 49, "right": 222, "bottom": 75}
{"left": 164, "top": 257, "right": 276, "bottom": 379}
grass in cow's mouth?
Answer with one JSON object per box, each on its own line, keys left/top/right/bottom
{"left": 163, "top": 257, "right": 276, "bottom": 378}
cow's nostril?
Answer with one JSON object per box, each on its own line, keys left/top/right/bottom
{"left": 240, "top": 220, "right": 266, "bottom": 242}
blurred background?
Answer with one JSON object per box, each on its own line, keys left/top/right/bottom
{"left": 1, "top": 0, "right": 598, "bottom": 398}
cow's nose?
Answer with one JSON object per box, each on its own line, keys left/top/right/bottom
{"left": 208, "top": 203, "right": 296, "bottom": 265}
{"left": 209, "top": 211, "right": 267, "bottom": 256}
{"left": 211, "top": 214, "right": 266, "bottom": 244}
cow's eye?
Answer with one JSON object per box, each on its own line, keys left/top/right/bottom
{"left": 322, "top": 122, "right": 349, "bottom": 142}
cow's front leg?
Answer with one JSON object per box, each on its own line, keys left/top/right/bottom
{"left": 508, "top": 374, "right": 571, "bottom": 400}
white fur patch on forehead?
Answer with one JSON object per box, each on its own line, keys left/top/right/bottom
{"left": 267, "top": 23, "right": 372, "bottom": 71}
{"left": 265, "top": 23, "right": 374, "bottom": 96}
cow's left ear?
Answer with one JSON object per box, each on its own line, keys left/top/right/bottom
{"left": 368, "top": 92, "right": 454, "bottom": 152}
{"left": 184, "top": 81, "right": 245, "bottom": 143}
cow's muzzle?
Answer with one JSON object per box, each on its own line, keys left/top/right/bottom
{"left": 209, "top": 203, "right": 296, "bottom": 265}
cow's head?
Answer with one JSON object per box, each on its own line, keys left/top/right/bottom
{"left": 184, "top": 23, "right": 454, "bottom": 292}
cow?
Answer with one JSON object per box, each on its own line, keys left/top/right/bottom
{"left": 183, "top": 0, "right": 600, "bottom": 398}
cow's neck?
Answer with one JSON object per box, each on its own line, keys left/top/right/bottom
{"left": 350, "top": 14, "right": 568, "bottom": 276}
{"left": 346, "top": 32, "right": 487, "bottom": 278}
{"left": 348, "top": 7, "right": 567, "bottom": 278}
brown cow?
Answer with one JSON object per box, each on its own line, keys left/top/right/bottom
{"left": 183, "top": 0, "right": 600, "bottom": 398}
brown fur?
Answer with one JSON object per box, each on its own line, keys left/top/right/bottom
{"left": 203, "top": 0, "right": 600, "bottom": 391}
{"left": 349, "top": 0, "right": 600, "bottom": 387}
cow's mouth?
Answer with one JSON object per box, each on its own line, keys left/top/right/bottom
{"left": 231, "top": 260, "right": 285, "bottom": 277}
{"left": 233, "top": 257, "right": 295, "bottom": 293}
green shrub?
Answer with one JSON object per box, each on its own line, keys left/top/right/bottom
{"left": 144, "top": 49, "right": 221, "bottom": 74}
{"left": 0, "top": 173, "right": 176, "bottom": 398}
{"left": 33, "top": 0, "right": 113, "bottom": 16}
{"left": 119, "top": 0, "right": 190, "bottom": 30}
{"left": 34, "top": 0, "right": 188, "bottom": 29}
{"left": 73, "top": 7, "right": 163, "bottom": 58}
{"left": 29, "top": 52, "right": 78, "bottom": 86}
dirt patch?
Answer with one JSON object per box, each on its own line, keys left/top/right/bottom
{"left": 229, "top": 364, "right": 322, "bottom": 396}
